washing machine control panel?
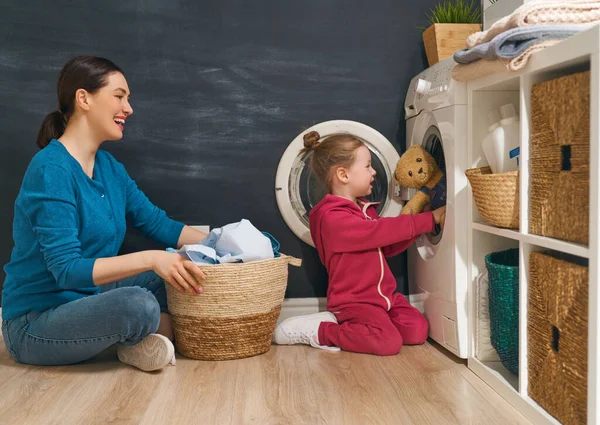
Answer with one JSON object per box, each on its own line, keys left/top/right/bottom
{"left": 405, "top": 58, "right": 465, "bottom": 118}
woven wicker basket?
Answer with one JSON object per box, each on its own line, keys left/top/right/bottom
{"left": 529, "top": 71, "right": 590, "bottom": 245}
{"left": 466, "top": 167, "right": 519, "bottom": 229}
{"left": 166, "top": 254, "right": 301, "bottom": 361}
{"left": 529, "top": 251, "right": 588, "bottom": 425}
{"left": 485, "top": 248, "right": 519, "bottom": 375}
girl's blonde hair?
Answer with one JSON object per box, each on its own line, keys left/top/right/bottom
{"left": 300, "top": 130, "right": 364, "bottom": 190}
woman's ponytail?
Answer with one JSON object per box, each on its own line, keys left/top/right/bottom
{"left": 36, "top": 110, "right": 66, "bottom": 149}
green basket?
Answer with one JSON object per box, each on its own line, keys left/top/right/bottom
{"left": 485, "top": 248, "right": 519, "bottom": 375}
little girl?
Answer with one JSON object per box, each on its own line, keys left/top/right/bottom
{"left": 273, "top": 131, "right": 445, "bottom": 355}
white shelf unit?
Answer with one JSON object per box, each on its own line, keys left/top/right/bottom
{"left": 466, "top": 26, "right": 600, "bottom": 425}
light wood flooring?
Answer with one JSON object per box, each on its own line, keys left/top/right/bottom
{"left": 0, "top": 336, "right": 531, "bottom": 425}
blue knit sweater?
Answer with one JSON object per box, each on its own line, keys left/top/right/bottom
{"left": 2, "top": 140, "right": 184, "bottom": 320}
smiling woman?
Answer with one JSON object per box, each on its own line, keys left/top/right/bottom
{"left": 1, "top": 56, "right": 209, "bottom": 372}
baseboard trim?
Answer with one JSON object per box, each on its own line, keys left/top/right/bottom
{"left": 279, "top": 295, "right": 423, "bottom": 324}
{"left": 278, "top": 297, "right": 327, "bottom": 324}
{"left": 407, "top": 293, "right": 425, "bottom": 314}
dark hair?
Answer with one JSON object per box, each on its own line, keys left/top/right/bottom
{"left": 36, "top": 56, "right": 123, "bottom": 149}
{"left": 300, "top": 130, "right": 364, "bottom": 190}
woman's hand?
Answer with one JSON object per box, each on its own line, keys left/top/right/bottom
{"left": 432, "top": 206, "right": 446, "bottom": 227}
{"left": 149, "top": 251, "right": 206, "bottom": 294}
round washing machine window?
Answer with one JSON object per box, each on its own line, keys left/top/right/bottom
{"left": 415, "top": 124, "right": 447, "bottom": 260}
{"left": 275, "top": 120, "right": 403, "bottom": 247}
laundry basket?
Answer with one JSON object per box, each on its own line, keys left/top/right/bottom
{"left": 466, "top": 167, "right": 519, "bottom": 229}
{"left": 165, "top": 254, "right": 301, "bottom": 361}
{"left": 485, "top": 248, "right": 519, "bottom": 375}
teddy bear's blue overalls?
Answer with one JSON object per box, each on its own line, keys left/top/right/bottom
{"left": 419, "top": 174, "right": 447, "bottom": 210}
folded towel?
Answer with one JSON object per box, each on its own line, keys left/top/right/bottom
{"left": 467, "top": 0, "right": 600, "bottom": 48}
{"left": 507, "top": 38, "right": 563, "bottom": 70}
{"left": 454, "top": 24, "right": 586, "bottom": 64}
{"left": 452, "top": 39, "right": 562, "bottom": 82}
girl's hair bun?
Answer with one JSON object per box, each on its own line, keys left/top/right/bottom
{"left": 303, "top": 131, "right": 320, "bottom": 150}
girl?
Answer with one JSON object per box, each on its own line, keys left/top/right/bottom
{"left": 1, "top": 56, "right": 208, "bottom": 371}
{"left": 273, "top": 131, "right": 445, "bottom": 355}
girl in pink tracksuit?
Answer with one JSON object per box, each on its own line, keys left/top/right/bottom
{"left": 273, "top": 130, "right": 445, "bottom": 355}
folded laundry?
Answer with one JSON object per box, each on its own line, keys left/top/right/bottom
{"left": 170, "top": 219, "right": 276, "bottom": 265}
{"left": 467, "top": 0, "right": 600, "bottom": 49}
{"left": 451, "top": 39, "right": 561, "bottom": 82}
{"left": 454, "top": 25, "right": 585, "bottom": 64}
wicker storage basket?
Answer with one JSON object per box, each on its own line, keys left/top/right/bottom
{"left": 485, "top": 248, "right": 519, "bottom": 375}
{"left": 466, "top": 167, "right": 519, "bottom": 229}
{"left": 529, "top": 71, "right": 590, "bottom": 245}
{"left": 529, "top": 251, "right": 588, "bottom": 425}
{"left": 166, "top": 254, "right": 301, "bottom": 361}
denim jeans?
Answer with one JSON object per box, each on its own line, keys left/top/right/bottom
{"left": 1, "top": 271, "right": 167, "bottom": 366}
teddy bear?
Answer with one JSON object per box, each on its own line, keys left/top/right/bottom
{"left": 394, "top": 145, "right": 446, "bottom": 226}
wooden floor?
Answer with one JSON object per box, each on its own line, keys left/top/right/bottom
{"left": 0, "top": 337, "right": 531, "bottom": 425}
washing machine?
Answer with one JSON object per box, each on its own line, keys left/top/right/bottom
{"left": 275, "top": 120, "right": 403, "bottom": 247}
{"left": 404, "top": 57, "right": 469, "bottom": 358}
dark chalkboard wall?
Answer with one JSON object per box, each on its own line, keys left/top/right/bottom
{"left": 0, "top": 0, "right": 440, "bottom": 300}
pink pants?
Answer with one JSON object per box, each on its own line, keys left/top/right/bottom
{"left": 318, "top": 293, "right": 429, "bottom": 355}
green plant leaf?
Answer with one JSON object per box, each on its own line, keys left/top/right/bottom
{"left": 422, "top": 0, "right": 482, "bottom": 25}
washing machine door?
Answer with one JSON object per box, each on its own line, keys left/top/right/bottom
{"left": 275, "top": 120, "right": 403, "bottom": 247}
{"left": 407, "top": 111, "right": 447, "bottom": 260}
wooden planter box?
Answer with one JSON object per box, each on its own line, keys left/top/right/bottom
{"left": 423, "top": 23, "right": 481, "bottom": 66}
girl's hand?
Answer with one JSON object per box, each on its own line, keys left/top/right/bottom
{"left": 432, "top": 206, "right": 446, "bottom": 226}
{"left": 150, "top": 251, "right": 206, "bottom": 294}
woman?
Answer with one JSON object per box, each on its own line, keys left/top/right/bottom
{"left": 1, "top": 56, "right": 207, "bottom": 372}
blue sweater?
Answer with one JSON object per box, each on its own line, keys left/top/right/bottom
{"left": 2, "top": 140, "right": 185, "bottom": 320}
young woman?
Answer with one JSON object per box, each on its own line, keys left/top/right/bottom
{"left": 2, "top": 56, "right": 207, "bottom": 371}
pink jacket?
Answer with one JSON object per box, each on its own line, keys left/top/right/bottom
{"left": 310, "top": 194, "right": 435, "bottom": 312}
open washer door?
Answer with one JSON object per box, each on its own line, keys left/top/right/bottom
{"left": 407, "top": 110, "right": 447, "bottom": 260}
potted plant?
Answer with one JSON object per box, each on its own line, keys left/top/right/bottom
{"left": 421, "top": 0, "right": 482, "bottom": 66}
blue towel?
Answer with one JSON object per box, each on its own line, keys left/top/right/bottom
{"left": 262, "top": 232, "right": 281, "bottom": 258}
{"left": 454, "top": 25, "right": 587, "bottom": 64}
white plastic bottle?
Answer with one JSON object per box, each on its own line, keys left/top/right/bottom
{"left": 481, "top": 110, "right": 501, "bottom": 173}
{"left": 492, "top": 103, "right": 521, "bottom": 173}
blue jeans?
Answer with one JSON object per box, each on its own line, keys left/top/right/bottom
{"left": 1, "top": 271, "right": 167, "bottom": 366}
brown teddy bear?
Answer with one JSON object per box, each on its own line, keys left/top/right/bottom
{"left": 394, "top": 145, "right": 446, "bottom": 225}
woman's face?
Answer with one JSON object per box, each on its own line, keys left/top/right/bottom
{"left": 87, "top": 72, "right": 133, "bottom": 141}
